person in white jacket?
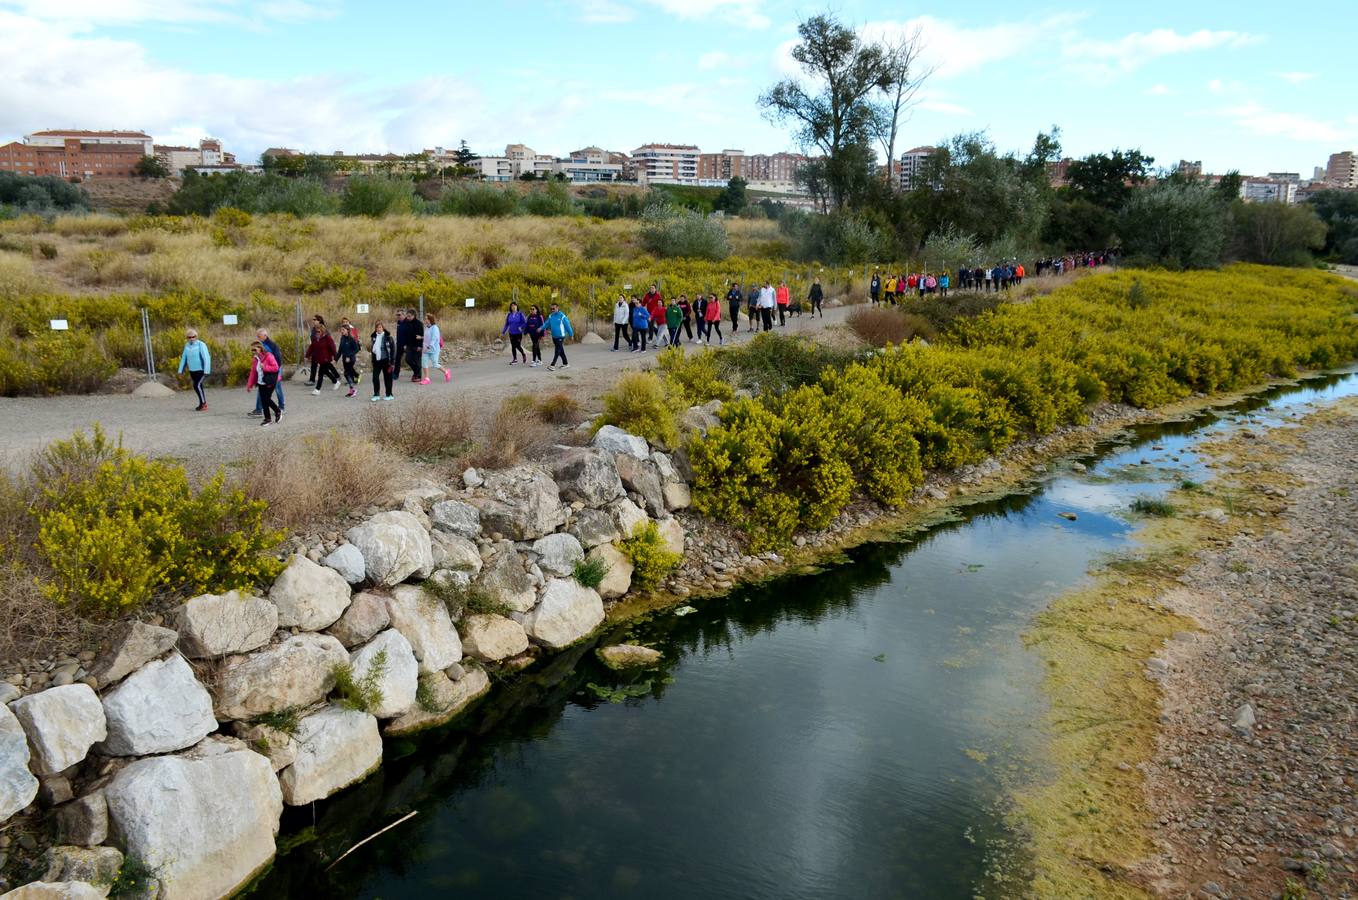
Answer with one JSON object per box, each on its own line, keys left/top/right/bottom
{"left": 612, "top": 295, "right": 631, "bottom": 352}
{"left": 757, "top": 282, "right": 776, "bottom": 332}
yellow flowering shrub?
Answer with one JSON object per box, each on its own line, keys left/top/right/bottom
{"left": 657, "top": 346, "right": 734, "bottom": 405}
{"left": 594, "top": 371, "right": 678, "bottom": 448}
{"left": 620, "top": 521, "right": 681, "bottom": 591}
{"left": 34, "top": 429, "right": 283, "bottom": 613}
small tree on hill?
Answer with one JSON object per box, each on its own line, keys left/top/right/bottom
{"left": 135, "top": 155, "right": 170, "bottom": 179}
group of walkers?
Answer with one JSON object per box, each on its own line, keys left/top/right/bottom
{"left": 499, "top": 302, "right": 576, "bottom": 369}
{"left": 1032, "top": 251, "right": 1114, "bottom": 276}
{"left": 867, "top": 250, "right": 1116, "bottom": 305}
{"left": 604, "top": 278, "right": 828, "bottom": 351}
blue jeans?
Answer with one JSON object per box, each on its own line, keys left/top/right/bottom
{"left": 254, "top": 380, "right": 284, "bottom": 412}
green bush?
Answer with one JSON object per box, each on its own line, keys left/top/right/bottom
{"left": 639, "top": 202, "right": 731, "bottom": 260}
{"left": 340, "top": 176, "right": 418, "bottom": 218}
{"left": 332, "top": 650, "right": 387, "bottom": 712}
{"left": 440, "top": 184, "right": 519, "bottom": 218}
{"left": 620, "top": 522, "right": 681, "bottom": 591}
{"left": 573, "top": 555, "right": 609, "bottom": 589}
{"left": 33, "top": 427, "right": 283, "bottom": 613}
{"left": 657, "top": 345, "right": 734, "bottom": 405}
{"left": 595, "top": 371, "right": 678, "bottom": 448}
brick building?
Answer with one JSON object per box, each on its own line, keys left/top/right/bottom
{"left": 0, "top": 130, "right": 153, "bottom": 179}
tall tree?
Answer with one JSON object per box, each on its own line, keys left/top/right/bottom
{"left": 454, "top": 140, "right": 478, "bottom": 166}
{"left": 1065, "top": 149, "right": 1154, "bottom": 210}
{"left": 759, "top": 13, "right": 890, "bottom": 209}
{"left": 868, "top": 25, "right": 933, "bottom": 193}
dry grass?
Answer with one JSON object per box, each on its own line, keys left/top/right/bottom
{"left": 236, "top": 430, "right": 392, "bottom": 527}
{"left": 463, "top": 395, "right": 553, "bottom": 469}
{"left": 362, "top": 396, "right": 475, "bottom": 459}
{"left": 534, "top": 391, "right": 582, "bottom": 425}
{"left": 846, "top": 307, "right": 938, "bottom": 348}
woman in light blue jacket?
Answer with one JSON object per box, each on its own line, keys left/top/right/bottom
{"left": 178, "top": 328, "right": 211, "bottom": 411}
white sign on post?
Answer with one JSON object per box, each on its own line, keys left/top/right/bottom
{"left": 623, "top": 283, "right": 632, "bottom": 290}
{"left": 464, "top": 298, "right": 476, "bottom": 308}
{"left": 49, "top": 319, "right": 69, "bottom": 331}
{"left": 222, "top": 314, "right": 238, "bottom": 326}
{"left": 356, "top": 303, "right": 370, "bottom": 314}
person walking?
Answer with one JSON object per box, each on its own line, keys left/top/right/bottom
{"left": 726, "top": 282, "right": 743, "bottom": 333}
{"left": 369, "top": 321, "right": 395, "bottom": 401}
{"left": 678, "top": 295, "right": 695, "bottom": 343}
{"left": 746, "top": 286, "right": 759, "bottom": 331}
{"left": 501, "top": 302, "right": 528, "bottom": 365}
{"left": 421, "top": 313, "right": 450, "bottom": 384}
{"left": 177, "top": 328, "right": 211, "bottom": 411}
{"left": 392, "top": 310, "right": 407, "bottom": 380}
{"left": 870, "top": 270, "right": 881, "bottom": 305}
{"left": 629, "top": 298, "right": 650, "bottom": 352}
{"left": 338, "top": 323, "right": 361, "bottom": 397}
{"left": 808, "top": 278, "right": 824, "bottom": 318}
{"left": 693, "top": 293, "right": 709, "bottom": 344}
{"left": 304, "top": 316, "right": 327, "bottom": 386}
{"left": 775, "top": 280, "right": 790, "bottom": 326}
{"left": 646, "top": 290, "right": 666, "bottom": 347}
{"left": 525, "top": 305, "right": 546, "bottom": 368}
{"left": 665, "top": 298, "right": 683, "bottom": 348}
{"left": 403, "top": 308, "right": 424, "bottom": 382}
{"left": 939, "top": 271, "right": 950, "bottom": 298}
{"left": 248, "top": 328, "right": 285, "bottom": 418}
{"left": 757, "top": 282, "right": 775, "bottom": 332}
{"left": 245, "top": 340, "right": 282, "bottom": 426}
{"left": 703, "top": 291, "right": 724, "bottom": 344}
{"left": 305, "top": 322, "right": 341, "bottom": 394}
{"left": 612, "top": 295, "right": 630, "bottom": 351}
{"left": 545, "top": 303, "right": 574, "bottom": 370}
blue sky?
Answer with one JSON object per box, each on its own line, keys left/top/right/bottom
{"left": 0, "top": 0, "right": 1351, "bottom": 176}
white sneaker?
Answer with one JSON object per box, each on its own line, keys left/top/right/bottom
{"left": 332, "top": 381, "right": 341, "bottom": 391}
{"left": 371, "top": 395, "right": 380, "bottom": 402}
{"left": 547, "top": 365, "right": 556, "bottom": 371}
{"left": 312, "top": 389, "right": 320, "bottom": 396}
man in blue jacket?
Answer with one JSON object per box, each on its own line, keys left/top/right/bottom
{"left": 248, "top": 328, "right": 285, "bottom": 417}
{"left": 545, "top": 303, "right": 574, "bottom": 371}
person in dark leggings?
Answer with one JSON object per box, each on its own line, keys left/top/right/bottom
{"left": 612, "top": 296, "right": 630, "bottom": 351}
{"left": 726, "top": 283, "right": 742, "bottom": 333}
{"left": 501, "top": 302, "right": 528, "bottom": 365}
{"left": 370, "top": 322, "right": 395, "bottom": 401}
{"left": 525, "top": 305, "right": 546, "bottom": 368}
{"left": 808, "top": 279, "right": 824, "bottom": 318}
{"left": 545, "top": 303, "right": 573, "bottom": 370}
{"left": 246, "top": 341, "right": 282, "bottom": 426}
{"left": 338, "top": 324, "right": 360, "bottom": 397}
{"left": 177, "top": 328, "right": 211, "bottom": 411}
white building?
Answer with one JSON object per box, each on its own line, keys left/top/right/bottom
{"left": 26, "top": 129, "right": 154, "bottom": 156}
{"left": 553, "top": 147, "right": 623, "bottom": 182}
{"left": 632, "top": 143, "right": 701, "bottom": 184}
{"left": 1240, "top": 178, "right": 1297, "bottom": 204}
{"left": 155, "top": 139, "right": 230, "bottom": 176}
{"left": 898, "top": 146, "right": 937, "bottom": 190}
{"left": 474, "top": 156, "right": 515, "bottom": 182}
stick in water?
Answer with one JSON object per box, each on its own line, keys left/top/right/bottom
{"left": 324, "top": 810, "right": 418, "bottom": 872}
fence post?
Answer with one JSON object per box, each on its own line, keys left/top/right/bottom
{"left": 140, "top": 307, "right": 156, "bottom": 380}
{"left": 419, "top": 292, "right": 425, "bottom": 320}
{"left": 294, "top": 300, "right": 304, "bottom": 370}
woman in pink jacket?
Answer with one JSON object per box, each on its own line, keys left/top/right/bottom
{"left": 245, "top": 340, "right": 283, "bottom": 426}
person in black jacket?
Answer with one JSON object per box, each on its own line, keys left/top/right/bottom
{"left": 370, "top": 322, "right": 396, "bottom": 401}
{"left": 392, "top": 310, "right": 408, "bottom": 380}
{"left": 401, "top": 307, "right": 423, "bottom": 382}
{"left": 726, "top": 282, "right": 742, "bottom": 333}
{"left": 338, "top": 324, "right": 361, "bottom": 397}
{"left": 808, "top": 278, "right": 824, "bottom": 318}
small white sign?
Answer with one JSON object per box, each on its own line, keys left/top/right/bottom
{"left": 356, "top": 303, "right": 370, "bottom": 314}
{"left": 222, "top": 314, "right": 238, "bottom": 326}
{"left": 550, "top": 289, "right": 560, "bottom": 299}
{"left": 623, "top": 283, "right": 633, "bottom": 290}
{"left": 464, "top": 298, "right": 476, "bottom": 308}
{"left": 49, "top": 319, "right": 69, "bottom": 331}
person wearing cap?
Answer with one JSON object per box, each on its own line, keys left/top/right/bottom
{"left": 178, "top": 328, "right": 211, "bottom": 411}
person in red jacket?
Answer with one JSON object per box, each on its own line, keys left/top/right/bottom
{"left": 304, "top": 322, "right": 341, "bottom": 395}
{"left": 775, "top": 280, "right": 791, "bottom": 326}
{"left": 646, "top": 288, "right": 667, "bottom": 347}
{"left": 245, "top": 340, "right": 282, "bottom": 426}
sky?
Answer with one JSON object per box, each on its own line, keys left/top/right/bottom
{"left": 0, "top": 0, "right": 1352, "bottom": 176}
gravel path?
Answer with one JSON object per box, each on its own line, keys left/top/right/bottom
{"left": 1143, "top": 399, "right": 1358, "bottom": 898}
{"left": 0, "top": 306, "right": 854, "bottom": 468}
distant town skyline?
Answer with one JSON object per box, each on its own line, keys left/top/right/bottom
{"left": 0, "top": 0, "right": 1351, "bottom": 176}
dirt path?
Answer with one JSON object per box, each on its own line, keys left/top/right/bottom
{"left": 0, "top": 305, "right": 855, "bottom": 468}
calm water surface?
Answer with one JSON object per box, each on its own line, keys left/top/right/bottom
{"left": 254, "top": 372, "right": 1357, "bottom": 900}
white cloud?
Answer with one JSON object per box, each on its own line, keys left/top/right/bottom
{"left": 917, "top": 98, "right": 973, "bottom": 116}
{"left": 0, "top": 0, "right": 336, "bottom": 27}
{"left": 642, "top": 0, "right": 769, "bottom": 29}
{"left": 1220, "top": 101, "right": 1353, "bottom": 143}
{"left": 1063, "top": 28, "right": 1259, "bottom": 79}
{"left": 577, "top": 0, "right": 634, "bottom": 24}
{"left": 861, "top": 14, "right": 1084, "bottom": 81}
{"left": 1274, "top": 71, "right": 1315, "bottom": 85}
{"left": 1145, "top": 83, "right": 1174, "bottom": 96}
{"left": 697, "top": 51, "right": 742, "bottom": 71}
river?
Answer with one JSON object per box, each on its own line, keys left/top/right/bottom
{"left": 253, "top": 371, "right": 1357, "bottom": 900}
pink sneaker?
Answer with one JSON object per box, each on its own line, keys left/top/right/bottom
{"left": 420, "top": 377, "right": 431, "bottom": 385}
{"left": 443, "top": 369, "right": 451, "bottom": 382}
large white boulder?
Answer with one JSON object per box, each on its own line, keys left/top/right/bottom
{"left": 384, "top": 586, "right": 462, "bottom": 673}
{"left": 231, "top": 721, "right": 298, "bottom": 772}
{"left": 430, "top": 500, "right": 481, "bottom": 540}
{"left": 345, "top": 511, "right": 434, "bottom": 586}
{"left": 530, "top": 533, "right": 584, "bottom": 578}
{"left": 459, "top": 614, "right": 529, "bottom": 662}
{"left": 105, "top": 736, "right": 282, "bottom": 900}
{"left": 1, "top": 883, "right": 106, "bottom": 899}
{"left": 325, "top": 591, "right": 390, "bottom": 649}
{"left": 662, "top": 481, "right": 692, "bottom": 511}
{"left": 212, "top": 633, "right": 348, "bottom": 721}
{"left": 277, "top": 707, "right": 382, "bottom": 806}
{"left": 656, "top": 517, "right": 686, "bottom": 555}
{"left": 470, "top": 466, "right": 565, "bottom": 540}
{"left": 88, "top": 621, "right": 179, "bottom": 689}
{"left": 430, "top": 531, "right": 483, "bottom": 576}
{"left": 385, "top": 669, "right": 491, "bottom": 737}
{"left": 9, "top": 685, "right": 106, "bottom": 776}
{"left": 607, "top": 497, "right": 649, "bottom": 540}
{"left": 523, "top": 579, "right": 604, "bottom": 650}
{"left": 1, "top": 704, "right": 39, "bottom": 822}
{"left": 175, "top": 590, "right": 278, "bottom": 659}
{"left": 349, "top": 630, "right": 419, "bottom": 719}
{"left": 549, "top": 448, "right": 625, "bottom": 507}
{"left": 472, "top": 545, "right": 537, "bottom": 613}
{"left": 269, "top": 554, "right": 353, "bottom": 631}
{"left": 592, "top": 425, "right": 649, "bottom": 459}
{"left": 586, "top": 543, "right": 633, "bottom": 600}
{"left": 321, "top": 543, "right": 366, "bottom": 585}
{"left": 615, "top": 453, "right": 666, "bottom": 517}
{"left": 99, "top": 655, "right": 217, "bottom": 757}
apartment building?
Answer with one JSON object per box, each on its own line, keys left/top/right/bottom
{"left": 1240, "top": 178, "right": 1297, "bottom": 204}
{"left": 1326, "top": 151, "right": 1356, "bottom": 188}
{"left": 632, "top": 143, "right": 701, "bottom": 184}
{"left": 155, "top": 138, "right": 234, "bottom": 176}
{"left": 747, "top": 152, "right": 809, "bottom": 183}
{"left": 504, "top": 144, "right": 555, "bottom": 179}
{"left": 698, "top": 149, "right": 747, "bottom": 181}
{"left": 898, "top": 146, "right": 937, "bottom": 191}
{"left": 555, "top": 147, "right": 624, "bottom": 182}
{"left": 0, "top": 130, "right": 152, "bottom": 178}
